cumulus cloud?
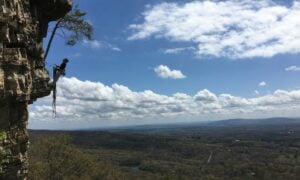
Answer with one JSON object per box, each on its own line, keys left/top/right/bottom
{"left": 259, "top": 81, "right": 267, "bottom": 87}
{"left": 128, "top": 0, "right": 300, "bottom": 59}
{"left": 285, "top": 65, "right": 300, "bottom": 72}
{"left": 29, "top": 77, "right": 300, "bottom": 129}
{"left": 154, "top": 65, "right": 186, "bottom": 79}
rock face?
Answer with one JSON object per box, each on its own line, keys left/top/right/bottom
{"left": 0, "top": 0, "right": 72, "bottom": 179}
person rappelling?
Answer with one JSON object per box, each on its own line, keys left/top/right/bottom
{"left": 54, "top": 58, "right": 69, "bottom": 82}
{"left": 52, "top": 58, "right": 69, "bottom": 117}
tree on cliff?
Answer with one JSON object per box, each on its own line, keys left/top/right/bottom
{"left": 44, "top": 5, "right": 94, "bottom": 60}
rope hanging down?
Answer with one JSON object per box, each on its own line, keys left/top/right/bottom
{"left": 52, "top": 58, "right": 69, "bottom": 117}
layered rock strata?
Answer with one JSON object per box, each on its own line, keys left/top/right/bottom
{"left": 0, "top": 0, "right": 72, "bottom": 179}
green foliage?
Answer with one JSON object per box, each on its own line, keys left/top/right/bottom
{"left": 29, "top": 124, "right": 300, "bottom": 179}
{"left": 44, "top": 5, "right": 93, "bottom": 60}
{"left": 58, "top": 5, "right": 94, "bottom": 46}
{"left": 29, "top": 134, "right": 105, "bottom": 179}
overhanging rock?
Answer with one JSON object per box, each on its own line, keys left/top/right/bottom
{"left": 0, "top": 0, "right": 72, "bottom": 179}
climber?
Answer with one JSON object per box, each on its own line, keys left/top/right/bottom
{"left": 52, "top": 58, "right": 69, "bottom": 117}
{"left": 53, "top": 58, "right": 69, "bottom": 83}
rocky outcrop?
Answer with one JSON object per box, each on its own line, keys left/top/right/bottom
{"left": 0, "top": 0, "right": 72, "bottom": 179}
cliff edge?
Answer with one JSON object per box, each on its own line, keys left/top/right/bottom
{"left": 0, "top": 0, "right": 72, "bottom": 179}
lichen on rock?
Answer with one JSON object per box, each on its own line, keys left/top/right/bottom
{"left": 0, "top": 0, "right": 72, "bottom": 179}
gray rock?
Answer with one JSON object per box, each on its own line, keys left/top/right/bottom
{"left": 0, "top": 0, "right": 72, "bottom": 179}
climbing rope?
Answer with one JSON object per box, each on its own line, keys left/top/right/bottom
{"left": 52, "top": 65, "right": 58, "bottom": 118}
{"left": 50, "top": 58, "right": 69, "bottom": 118}
{"left": 52, "top": 85, "right": 57, "bottom": 118}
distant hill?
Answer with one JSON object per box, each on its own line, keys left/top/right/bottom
{"left": 29, "top": 117, "right": 300, "bottom": 132}
{"left": 207, "top": 117, "right": 300, "bottom": 126}
{"left": 102, "top": 117, "right": 300, "bottom": 133}
{"left": 115, "top": 117, "right": 300, "bottom": 130}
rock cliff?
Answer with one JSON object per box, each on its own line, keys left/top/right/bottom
{"left": 0, "top": 0, "right": 72, "bottom": 179}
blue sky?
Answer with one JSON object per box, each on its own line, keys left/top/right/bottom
{"left": 29, "top": 0, "right": 300, "bottom": 129}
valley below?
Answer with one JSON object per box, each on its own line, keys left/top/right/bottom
{"left": 29, "top": 118, "right": 300, "bottom": 179}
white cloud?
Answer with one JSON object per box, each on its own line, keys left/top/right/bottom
{"left": 83, "top": 39, "right": 102, "bottom": 49}
{"left": 29, "top": 77, "right": 300, "bottom": 129}
{"left": 111, "top": 47, "right": 122, "bottom": 52}
{"left": 83, "top": 39, "right": 122, "bottom": 52}
{"left": 254, "top": 90, "right": 260, "bottom": 95}
{"left": 285, "top": 65, "right": 300, "bottom": 72}
{"left": 164, "top": 47, "right": 195, "bottom": 54}
{"left": 129, "top": 0, "right": 300, "bottom": 59}
{"left": 259, "top": 81, "right": 267, "bottom": 87}
{"left": 154, "top": 65, "right": 186, "bottom": 79}
{"left": 194, "top": 89, "right": 218, "bottom": 103}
